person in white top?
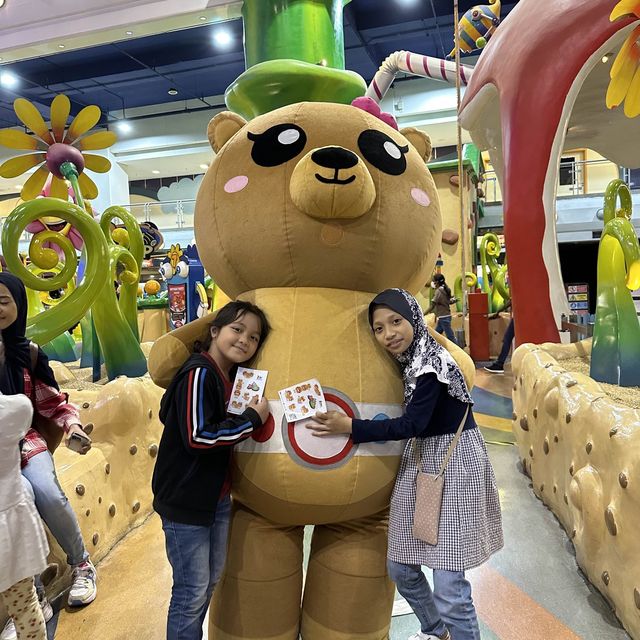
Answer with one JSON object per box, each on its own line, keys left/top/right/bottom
{"left": 0, "top": 393, "right": 49, "bottom": 640}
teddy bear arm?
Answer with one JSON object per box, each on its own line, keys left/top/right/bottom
{"left": 427, "top": 326, "right": 476, "bottom": 390}
{"left": 147, "top": 313, "right": 216, "bottom": 388}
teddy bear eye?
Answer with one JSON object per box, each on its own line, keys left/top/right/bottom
{"left": 357, "top": 130, "right": 408, "bottom": 176}
{"left": 247, "top": 123, "right": 307, "bottom": 167}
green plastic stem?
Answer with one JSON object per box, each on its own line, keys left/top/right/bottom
{"left": 242, "top": 0, "right": 350, "bottom": 68}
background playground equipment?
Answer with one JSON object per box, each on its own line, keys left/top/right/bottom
{"left": 479, "top": 232, "right": 510, "bottom": 313}
{"left": 458, "top": 0, "right": 640, "bottom": 345}
{"left": 26, "top": 261, "right": 78, "bottom": 363}
{"left": 590, "top": 179, "right": 640, "bottom": 387}
{"left": 0, "top": 94, "right": 147, "bottom": 379}
{"left": 448, "top": 0, "right": 502, "bottom": 58}
{"left": 159, "top": 243, "right": 208, "bottom": 330}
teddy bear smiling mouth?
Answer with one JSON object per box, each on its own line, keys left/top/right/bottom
{"left": 315, "top": 170, "right": 356, "bottom": 185}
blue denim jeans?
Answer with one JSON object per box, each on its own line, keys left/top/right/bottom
{"left": 387, "top": 560, "right": 447, "bottom": 637}
{"left": 435, "top": 316, "right": 457, "bottom": 344}
{"left": 22, "top": 450, "right": 89, "bottom": 567}
{"left": 161, "top": 495, "right": 232, "bottom": 640}
{"left": 433, "top": 569, "right": 481, "bottom": 640}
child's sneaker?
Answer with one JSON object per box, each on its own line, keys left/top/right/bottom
{"left": 408, "top": 631, "right": 451, "bottom": 640}
{"left": 0, "top": 618, "right": 16, "bottom": 640}
{"left": 0, "top": 596, "right": 53, "bottom": 640}
{"left": 0, "top": 598, "right": 53, "bottom": 640}
{"left": 483, "top": 361, "right": 504, "bottom": 373}
{"left": 68, "top": 559, "right": 97, "bottom": 606}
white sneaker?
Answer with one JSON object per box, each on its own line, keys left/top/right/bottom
{"left": 408, "top": 631, "right": 451, "bottom": 640}
{"left": 0, "top": 597, "right": 53, "bottom": 640}
{"left": 0, "top": 618, "right": 16, "bottom": 640}
{"left": 68, "top": 560, "right": 97, "bottom": 606}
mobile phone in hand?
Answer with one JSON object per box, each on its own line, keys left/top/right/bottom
{"left": 68, "top": 431, "right": 91, "bottom": 453}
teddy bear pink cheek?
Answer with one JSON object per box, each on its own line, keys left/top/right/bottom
{"left": 224, "top": 176, "right": 249, "bottom": 193}
{"left": 411, "top": 188, "right": 431, "bottom": 207}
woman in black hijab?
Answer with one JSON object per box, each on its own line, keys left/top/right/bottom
{"left": 0, "top": 273, "right": 98, "bottom": 640}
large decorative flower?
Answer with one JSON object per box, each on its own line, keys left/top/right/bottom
{"left": 0, "top": 94, "right": 117, "bottom": 200}
{"left": 607, "top": 2, "right": 640, "bottom": 116}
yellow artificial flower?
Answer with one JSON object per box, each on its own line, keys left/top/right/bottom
{"left": 607, "top": 1, "right": 640, "bottom": 117}
{"left": 0, "top": 94, "right": 117, "bottom": 200}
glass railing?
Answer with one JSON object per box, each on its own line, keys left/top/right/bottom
{"left": 483, "top": 158, "right": 623, "bottom": 204}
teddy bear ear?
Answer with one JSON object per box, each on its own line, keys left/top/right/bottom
{"left": 400, "top": 127, "right": 432, "bottom": 162}
{"left": 207, "top": 112, "right": 247, "bottom": 153}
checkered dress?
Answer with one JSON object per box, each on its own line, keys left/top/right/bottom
{"left": 387, "top": 427, "right": 503, "bottom": 571}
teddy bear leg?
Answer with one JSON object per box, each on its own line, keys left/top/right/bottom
{"left": 209, "top": 503, "right": 304, "bottom": 640}
{"left": 300, "top": 510, "right": 394, "bottom": 639}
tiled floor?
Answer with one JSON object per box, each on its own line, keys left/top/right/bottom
{"left": 48, "top": 366, "right": 631, "bottom": 640}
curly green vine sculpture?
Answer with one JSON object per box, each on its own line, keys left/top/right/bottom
{"left": 2, "top": 198, "right": 107, "bottom": 345}
{"left": 454, "top": 272, "right": 478, "bottom": 312}
{"left": 479, "top": 232, "right": 510, "bottom": 313}
{"left": 591, "top": 179, "right": 640, "bottom": 386}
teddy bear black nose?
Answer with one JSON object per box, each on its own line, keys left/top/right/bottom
{"left": 311, "top": 147, "right": 359, "bottom": 170}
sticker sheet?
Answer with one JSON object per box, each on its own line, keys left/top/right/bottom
{"left": 278, "top": 378, "right": 326, "bottom": 422}
{"left": 228, "top": 367, "right": 268, "bottom": 415}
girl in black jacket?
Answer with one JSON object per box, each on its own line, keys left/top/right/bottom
{"left": 152, "top": 301, "right": 271, "bottom": 640}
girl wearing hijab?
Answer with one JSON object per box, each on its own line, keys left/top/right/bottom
{"left": 309, "top": 288, "right": 502, "bottom": 640}
{"left": 0, "top": 273, "right": 97, "bottom": 640}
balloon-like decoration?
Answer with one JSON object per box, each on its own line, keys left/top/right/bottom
{"left": 454, "top": 272, "right": 478, "bottom": 312}
{"left": 606, "top": 2, "right": 640, "bottom": 117}
{"left": 448, "top": 0, "right": 501, "bottom": 59}
{"left": 590, "top": 179, "right": 640, "bottom": 386}
{"left": 479, "top": 232, "right": 510, "bottom": 313}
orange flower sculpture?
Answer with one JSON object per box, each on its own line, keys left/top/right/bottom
{"left": 0, "top": 94, "right": 116, "bottom": 200}
{"left": 607, "top": 1, "right": 640, "bottom": 116}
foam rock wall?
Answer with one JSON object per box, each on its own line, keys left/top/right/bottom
{"left": 9, "top": 369, "right": 165, "bottom": 602}
{"left": 512, "top": 341, "right": 640, "bottom": 638}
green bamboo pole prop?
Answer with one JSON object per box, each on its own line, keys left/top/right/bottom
{"left": 591, "top": 179, "right": 640, "bottom": 386}
{"left": 226, "top": 0, "right": 365, "bottom": 118}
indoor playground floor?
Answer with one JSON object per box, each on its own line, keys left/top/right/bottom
{"left": 44, "top": 365, "right": 631, "bottom": 640}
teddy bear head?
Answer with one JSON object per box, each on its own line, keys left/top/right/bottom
{"left": 195, "top": 100, "right": 442, "bottom": 297}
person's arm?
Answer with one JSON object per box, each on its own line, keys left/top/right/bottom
{"left": 351, "top": 374, "right": 441, "bottom": 443}
{"left": 425, "top": 296, "right": 435, "bottom": 315}
{"left": 31, "top": 375, "right": 81, "bottom": 434}
{"left": 174, "top": 367, "right": 262, "bottom": 454}
{"left": 308, "top": 374, "right": 442, "bottom": 442}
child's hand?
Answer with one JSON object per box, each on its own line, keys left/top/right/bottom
{"left": 307, "top": 411, "right": 352, "bottom": 436}
{"left": 65, "top": 424, "right": 92, "bottom": 455}
{"left": 248, "top": 396, "right": 270, "bottom": 423}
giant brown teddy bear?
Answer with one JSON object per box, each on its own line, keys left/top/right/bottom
{"left": 149, "top": 99, "right": 474, "bottom": 640}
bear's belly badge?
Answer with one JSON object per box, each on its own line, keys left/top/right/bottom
{"left": 237, "top": 386, "right": 404, "bottom": 469}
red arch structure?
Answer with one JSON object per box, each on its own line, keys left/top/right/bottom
{"left": 460, "top": 0, "right": 635, "bottom": 345}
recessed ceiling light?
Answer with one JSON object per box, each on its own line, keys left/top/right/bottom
{"left": 0, "top": 72, "right": 18, "bottom": 88}
{"left": 602, "top": 53, "right": 612, "bottom": 63}
{"left": 199, "top": 16, "right": 207, "bottom": 21}
{"left": 117, "top": 121, "right": 132, "bottom": 133}
{"left": 14, "top": 184, "right": 23, "bottom": 190}
{"left": 199, "top": 164, "right": 209, "bottom": 169}
{"left": 0, "top": 1, "right": 5, "bottom": 8}
{"left": 58, "top": 44, "right": 65, "bottom": 49}
{"left": 125, "top": 31, "right": 133, "bottom": 36}
{"left": 152, "top": 170, "right": 160, "bottom": 175}
{"left": 167, "top": 88, "right": 178, "bottom": 96}
{"left": 213, "top": 29, "right": 232, "bottom": 47}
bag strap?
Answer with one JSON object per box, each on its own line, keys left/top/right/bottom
{"left": 412, "top": 406, "right": 470, "bottom": 477}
